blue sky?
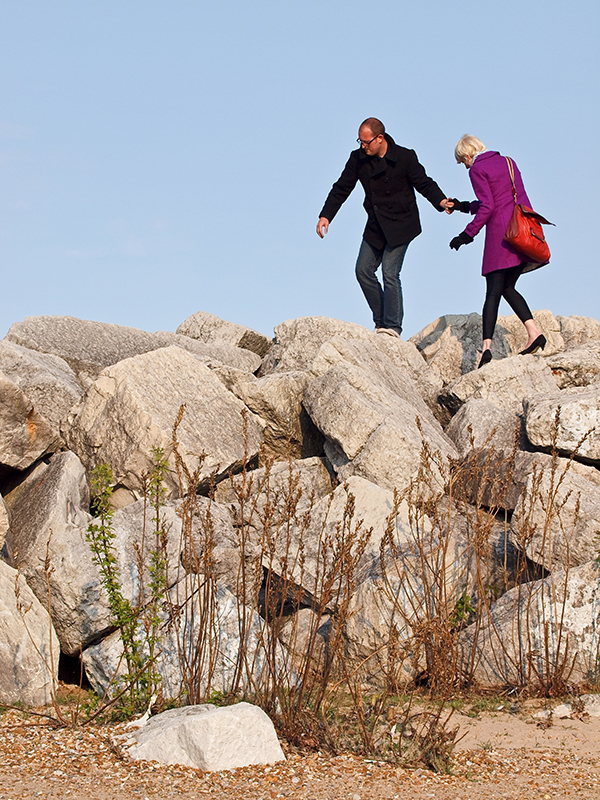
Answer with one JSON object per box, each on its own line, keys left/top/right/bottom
{"left": 1, "top": 1, "right": 598, "bottom": 340}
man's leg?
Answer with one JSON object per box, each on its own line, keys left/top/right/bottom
{"left": 355, "top": 240, "right": 384, "bottom": 328}
{"left": 380, "top": 243, "right": 409, "bottom": 334}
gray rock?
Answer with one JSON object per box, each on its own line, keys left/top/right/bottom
{"left": 176, "top": 310, "right": 272, "bottom": 358}
{"left": 278, "top": 608, "right": 330, "bottom": 671}
{"left": 260, "top": 316, "right": 371, "bottom": 374}
{"left": 410, "top": 313, "right": 491, "bottom": 381}
{"left": 123, "top": 702, "right": 285, "bottom": 770}
{"left": 83, "top": 578, "right": 282, "bottom": 701}
{"left": 545, "top": 343, "right": 600, "bottom": 389}
{"left": 63, "top": 346, "right": 264, "bottom": 498}
{"left": 0, "top": 560, "right": 60, "bottom": 706}
{"left": 557, "top": 314, "right": 600, "bottom": 349}
{"left": 228, "top": 370, "right": 324, "bottom": 461}
{"left": 6, "top": 315, "right": 260, "bottom": 384}
{"left": 304, "top": 362, "right": 457, "bottom": 494}
{"left": 0, "top": 371, "right": 61, "bottom": 470}
{"left": 310, "top": 335, "right": 443, "bottom": 416}
{"left": 0, "top": 340, "right": 83, "bottom": 428}
{"left": 457, "top": 560, "right": 600, "bottom": 687}
{"left": 524, "top": 385, "right": 600, "bottom": 464}
{"left": 3, "top": 451, "right": 111, "bottom": 654}
{"left": 440, "top": 355, "right": 558, "bottom": 417}
{"left": 510, "top": 457, "right": 600, "bottom": 570}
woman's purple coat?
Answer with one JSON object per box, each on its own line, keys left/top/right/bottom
{"left": 463, "top": 151, "right": 533, "bottom": 275}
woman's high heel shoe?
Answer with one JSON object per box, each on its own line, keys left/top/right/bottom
{"left": 519, "top": 334, "right": 546, "bottom": 355}
{"left": 478, "top": 349, "right": 493, "bottom": 368}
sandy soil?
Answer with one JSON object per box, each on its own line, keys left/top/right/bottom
{"left": 1, "top": 700, "right": 600, "bottom": 800}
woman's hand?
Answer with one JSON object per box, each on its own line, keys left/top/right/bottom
{"left": 450, "top": 199, "right": 471, "bottom": 213}
{"left": 449, "top": 231, "right": 474, "bottom": 250}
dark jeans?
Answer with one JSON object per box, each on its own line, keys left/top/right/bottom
{"left": 482, "top": 264, "right": 533, "bottom": 340}
{"left": 355, "top": 240, "right": 409, "bottom": 333}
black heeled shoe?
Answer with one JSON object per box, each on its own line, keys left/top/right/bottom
{"left": 519, "top": 334, "right": 546, "bottom": 355}
{"left": 478, "top": 349, "right": 492, "bottom": 368}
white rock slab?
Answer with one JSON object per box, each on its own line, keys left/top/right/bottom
{"left": 0, "top": 371, "right": 61, "bottom": 469}
{"left": 124, "top": 702, "right": 285, "bottom": 770}
{"left": 6, "top": 315, "right": 260, "bottom": 383}
{"left": 0, "top": 339, "right": 83, "bottom": 428}
{"left": 260, "top": 316, "right": 371, "bottom": 374}
{"left": 544, "top": 342, "right": 600, "bottom": 390}
{"left": 524, "top": 385, "right": 600, "bottom": 463}
{"left": 63, "top": 346, "right": 264, "bottom": 498}
{"left": 457, "top": 561, "right": 600, "bottom": 687}
{"left": 0, "top": 559, "right": 60, "bottom": 706}
{"left": 176, "top": 310, "right": 272, "bottom": 357}
{"left": 440, "top": 355, "right": 558, "bottom": 416}
{"left": 557, "top": 314, "right": 600, "bottom": 349}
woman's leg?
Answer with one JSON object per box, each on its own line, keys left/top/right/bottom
{"left": 481, "top": 270, "right": 506, "bottom": 347}
{"left": 501, "top": 264, "right": 543, "bottom": 347}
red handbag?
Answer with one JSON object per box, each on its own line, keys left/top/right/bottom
{"left": 504, "top": 157, "right": 554, "bottom": 265}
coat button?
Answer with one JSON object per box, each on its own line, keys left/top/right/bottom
{"left": 373, "top": 205, "right": 378, "bottom": 210}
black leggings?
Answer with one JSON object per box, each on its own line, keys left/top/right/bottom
{"left": 482, "top": 264, "right": 533, "bottom": 340}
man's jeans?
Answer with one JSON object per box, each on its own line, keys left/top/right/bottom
{"left": 355, "top": 240, "right": 409, "bottom": 333}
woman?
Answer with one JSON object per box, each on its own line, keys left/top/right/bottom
{"left": 449, "top": 134, "right": 546, "bottom": 368}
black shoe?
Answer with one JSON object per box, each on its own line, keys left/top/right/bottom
{"left": 519, "top": 334, "right": 546, "bottom": 355}
{"left": 478, "top": 349, "right": 492, "bottom": 368}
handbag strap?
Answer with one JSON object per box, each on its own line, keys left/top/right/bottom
{"left": 505, "top": 157, "right": 518, "bottom": 205}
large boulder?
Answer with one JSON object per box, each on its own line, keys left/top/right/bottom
{"left": 0, "top": 340, "right": 83, "bottom": 428}
{"left": 304, "top": 361, "right": 457, "bottom": 494}
{"left": 524, "top": 386, "right": 600, "bottom": 464}
{"left": 260, "top": 316, "right": 371, "bottom": 374}
{"left": 124, "top": 703, "right": 285, "bottom": 770}
{"left": 309, "top": 335, "right": 443, "bottom": 415}
{"left": 226, "top": 370, "right": 324, "bottom": 461}
{"left": 545, "top": 342, "right": 600, "bottom": 389}
{"left": 3, "top": 451, "right": 110, "bottom": 654}
{"left": 83, "top": 578, "right": 281, "bottom": 700}
{"left": 0, "top": 560, "right": 60, "bottom": 706}
{"left": 176, "top": 310, "right": 272, "bottom": 358}
{"left": 6, "top": 315, "right": 260, "bottom": 384}
{"left": 439, "top": 354, "right": 558, "bottom": 416}
{"left": 510, "top": 458, "right": 600, "bottom": 570}
{"left": 556, "top": 314, "right": 600, "bottom": 349}
{"left": 457, "top": 560, "right": 600, "bottom": 688}
{"left": 62, "top": 346, "right": 264, "bottom": 498}
{"left": 0, "top": 371, "right": 61, "bottom": 470}
{"left": 410, "top": 313, "right": 499, "bottom": 382}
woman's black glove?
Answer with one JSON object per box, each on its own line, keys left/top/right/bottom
{"left": 450, "top": 198, "right": 471, "bottom": 213}
{"left": 449, "top": 231, "right": 474, "bottom": 250}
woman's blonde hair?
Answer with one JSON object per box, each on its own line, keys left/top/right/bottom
{"left": 454, "top": 134, "right": 486, "bottom": 164}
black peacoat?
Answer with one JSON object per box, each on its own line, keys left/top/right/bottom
{"left": 319, "top": 134, "right": 446, "bottom": 249}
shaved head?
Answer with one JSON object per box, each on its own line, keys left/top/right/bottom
{"left": 359, "top": 117, "right": 385, "bottom": 137}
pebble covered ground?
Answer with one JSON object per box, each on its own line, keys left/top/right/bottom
{"left": 1, "top": 705, "right": 600, "bottom": 800}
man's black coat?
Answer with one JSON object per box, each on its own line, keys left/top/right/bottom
{"left": 319, "top": 134, "right": 446, "bottom": 250}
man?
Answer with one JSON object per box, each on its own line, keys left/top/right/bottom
{"left": 317, "top": 118, "right": 452, "bottom": 338}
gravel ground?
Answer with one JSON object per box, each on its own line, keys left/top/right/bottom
{"left": 1, "top": 703, "right": 600, "bottom": 800}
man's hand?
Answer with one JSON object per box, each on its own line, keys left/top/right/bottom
{"left": 316, "top": 217, "right": 329, "bottom": 238}
{"left": 440, "top": 198, "right": 454, "bottom": 214}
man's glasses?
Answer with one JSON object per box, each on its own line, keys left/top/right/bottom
{"left": 356, "top": 134, "right": 380, "bottom": 147}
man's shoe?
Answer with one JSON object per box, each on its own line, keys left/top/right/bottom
{"left": 519, "top": 334, "right": 546, "bottom": 355}
{"left": 376, "top": 328, "right": 401, "bottom": 339}
{"left": 478, "top": 349, "right": 493, "bottom": 368}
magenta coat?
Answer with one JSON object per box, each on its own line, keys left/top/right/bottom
{"left": 463, "top": 151, "right": 534, "bottom": 276}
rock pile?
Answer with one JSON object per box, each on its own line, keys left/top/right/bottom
{"left": 1, "top": 307, "right": 600, "bottom": 707}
